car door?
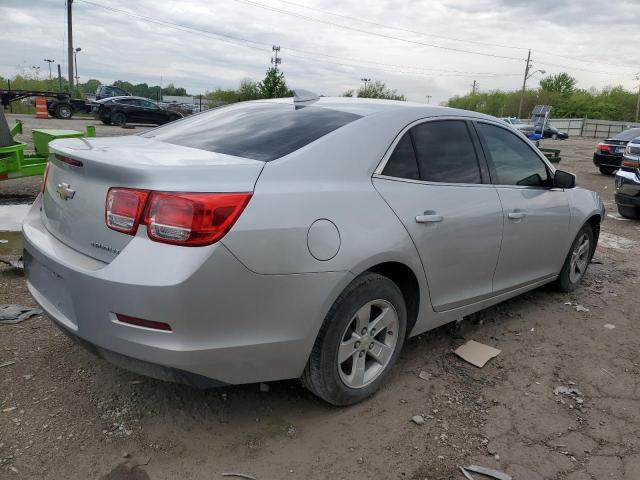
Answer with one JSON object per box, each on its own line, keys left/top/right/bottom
{"left": 137, "top": 100, "right": 163, "bottom": 124}
{"left": 373, "top": 119, "right": 504, "bottom": 311}
{"left": 474, "top": 121, "right": 570, "bottom": 292}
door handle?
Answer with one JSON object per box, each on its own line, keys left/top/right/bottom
{"left": 415, "top": 212, "right": 443, "bottom": 223}
{"left": 507, "top": 211, "right": 526, "bottom": 220}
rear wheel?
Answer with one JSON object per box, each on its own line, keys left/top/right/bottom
{"left": 555, "top": 224, "right": 594, "bottom": 292}
{"left": 599, "top": 166, "right": 616, "bottom": 175}
{"left": 55, "top": 103, "right": 73, "bottom": 120}
{"left": 302, "top": 272, "right": 407, "bottom": 406}
{"left": 617, "top": 204, "right": 640, "bottom": 219}
{"left": 111, "top": 112, "right": 127, "bottom": 127}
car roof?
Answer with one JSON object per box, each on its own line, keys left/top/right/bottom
{"left": 612, "top": 127, "right": 640, "bottom": 141}
{"left": 249, "top": 96, "right": 497, "bottom": 122}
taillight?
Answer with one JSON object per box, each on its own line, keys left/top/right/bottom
{"left": 143, "top": 192, "right": 252, "bottom": 246}
{"left": 596, "top": 143, "right": 611, "bottom": 153}
{"left": 106, "top": 188, "right": 149, "bottom": 234}
{"left": 42, "top": 163, "right": 51, "bottom": 194}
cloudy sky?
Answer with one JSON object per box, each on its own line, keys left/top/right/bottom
{"left": 1, "top": 0, "right": 638, "bottom": 104}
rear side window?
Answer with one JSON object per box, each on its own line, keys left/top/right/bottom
{"left": 142, "top": 103, "right": 362, "bottom": 161}
{"left": 411, "top": 120, "right": 482, "bottom": 184}
{"left": 382, "top": 132, "right": 419, "bottom": 180}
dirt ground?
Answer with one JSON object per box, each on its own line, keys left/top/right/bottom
{"left": 1, "top": 115, "right": 639, "bottom": 480}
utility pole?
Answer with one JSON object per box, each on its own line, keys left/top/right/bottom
{"left": 44, "top": 59, "right": 55, "bottom": 80}
{"left": 425, "top": 95, "right": 432, "bottom": 104}
{"left": 74, "top": 47, "right": 81, "bottom": 86}
{"left": 517, "top": 49, "right": 532, "bottom": 119}
{"left": 57, "top": 64, "right": 63, "bottom": 92}
{"left": 635, "top": 73, "right": 640, "bottom": 123}
{"left": 471, "top": 80, "right": 478, "bottom": 95}
{"left": 271, "top": 45, "right": 281, "bottom": 71}
{"left": 361, "top": 77, "right": 371, "bottom": 89}
{"left": 67, "top": 0, "right": 74, "bottom": 94}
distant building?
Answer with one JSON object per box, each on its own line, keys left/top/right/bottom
{"left": 162, "top": 95, "right": 196, "bottom": 105}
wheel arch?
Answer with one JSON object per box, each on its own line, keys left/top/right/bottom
{"left": 585, "top": 213, "right": 601, "bottom": 255}
{"left": 360, "top": 260, "right": 422, "bottom": 337}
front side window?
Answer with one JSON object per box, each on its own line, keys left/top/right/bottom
{"left": 381, "top": 132, "right": 419, "bottom": 180}
{"left": 411, "top": 120, "right": 482, "bottom": 184}
{"left": 476, "top": 123, "right": 551, "bottom": 187}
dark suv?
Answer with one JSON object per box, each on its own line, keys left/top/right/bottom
{"left": 95, "top": 85, "right": 131, "bottom": 101}
{"left": 92, "top": 96, "right": 182, "bottom": 126}
{"left": 593, "top": 127, "right": 640, "bottom": 175}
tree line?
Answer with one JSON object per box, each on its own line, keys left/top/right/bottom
{"left": 447, "top": 73, "right": 639, "bottom": 122}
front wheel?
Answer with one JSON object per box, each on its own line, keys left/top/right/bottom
{"left": 111, "top": 112, "right": 127, "bottom": 127}
{"left": 599, "top": 166, "right": 616, "bottom": 175}
{"left": 554, "top": 224, "right": 594, "bottom": 293}
{"left": 617, "top": 205, "right": 640, "bottom": 219}
{"left": 302, "top": 272, "right": 407, "bottom": 406}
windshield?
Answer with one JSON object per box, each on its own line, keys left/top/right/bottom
{"left": 142, "top": 102, "right": 362, "bottom": 162}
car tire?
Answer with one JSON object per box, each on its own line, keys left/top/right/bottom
{"left": 617, "top": 205, "right": 640, "bottom": 219}
{"left": 54, "top": 103, "right": 73, "bottom": 120}
{"left": 111, "top": 112, "right": 127, "bottom": 127}
{"left": 554, "top": 224, "right": 594, "bottom": 293}
{"left": 302, "top": 272, "right": 407, "bottom": 406}
{"left": 599, "top": 166, "right": 616, "bottom": 175}
{"left": 168, "top": 114, "right": 180, "bottom": 123}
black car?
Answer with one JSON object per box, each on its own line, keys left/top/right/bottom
{"left": 542, "top": 125, "right": 568, "bottom": 140}
{"left": 92, "top": 96, "right": 182, "bottom": 126}
{"left": 593, "top": 127, "right": 640, "bottom": 175}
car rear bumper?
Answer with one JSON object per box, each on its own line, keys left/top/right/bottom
{"left": 593, "top": 152, "right": 622, "bottom": 168}
{"left": 23, "top": 196, "right": 352, "bottom": 385}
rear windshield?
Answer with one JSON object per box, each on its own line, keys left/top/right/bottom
{"left": 612, "top": 128, "right": 640, "bottom": 141}
{"left": 142, "top": 102, "right": 362, "bottom": 161}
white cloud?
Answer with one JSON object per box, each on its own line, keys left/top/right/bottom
{"left": 1, "top": 0, "right": 638, "bottom": 104}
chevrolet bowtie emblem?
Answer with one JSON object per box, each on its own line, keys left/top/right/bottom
{"left": 56, "top": 182, "right": 76, "bottom": 200}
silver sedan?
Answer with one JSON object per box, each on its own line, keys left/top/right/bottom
{"left": 24, "top": 95, "right": 604, "bottom": 405}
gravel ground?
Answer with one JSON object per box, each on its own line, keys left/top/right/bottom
{"left": 1, "top": 119, "right": 639, "bottom": 479}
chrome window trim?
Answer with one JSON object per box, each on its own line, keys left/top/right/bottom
{"left": 373, "top": 115, "right": 484, "bottom": 178}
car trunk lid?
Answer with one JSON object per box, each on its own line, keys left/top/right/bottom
{"left": 42, "top": 135, "right": 264, "bottom": 262}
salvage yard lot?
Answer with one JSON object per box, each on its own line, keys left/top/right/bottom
{"left": 1, "top": 115, "right": 640, "bottom": 479}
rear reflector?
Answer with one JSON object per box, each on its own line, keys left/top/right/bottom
{"left": 143, "top": 192, "right": 252, "bottom": 246}
{"left": 116, "top": 313, "right": 172, "bottom": 331}
{"left": 54, "top": 154, "right": 84, "bottom": 167}
{"left": 106, "top": 188, "right": 149, "bottom": 234}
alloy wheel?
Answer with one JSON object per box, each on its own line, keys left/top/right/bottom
{"left": 337, "top": 299, "right": 399, "bottom": 389}
{"left": 569, "top": 233, "right": 590, "bottom": 283}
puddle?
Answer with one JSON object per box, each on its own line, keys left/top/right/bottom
{"left": 599, "top": 231, "right": 637, "bottom": 250}
{"left": 0, "top": 203, "right": 31, "bottom": 231}
{"left": 0, "top": 231, "right": 23, "bottom": 256}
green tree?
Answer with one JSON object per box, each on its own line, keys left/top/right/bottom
{"left": 539, "top": 73, "right": 577, "bottom": 95}
{"left": 356, "top": 81, "right": 406, "bottom": 101}
{"left": 238, "top": 79, "right": 262, "bottom": 101}
{"left": 259, "top": 67, "right": 290, "bottom": 98}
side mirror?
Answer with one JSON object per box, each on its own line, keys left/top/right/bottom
{"left": 553, "top": 169, "right": 576, "bottom": 189}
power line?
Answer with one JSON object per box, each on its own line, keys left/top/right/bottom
{"left": 75, "top": 0, "right": 520, "bottom": 79}
{"left": 230, "top": 0, "right": 526, "bottom": 61}
{"left": 275, "top": 0, "right": 638, "bottom": 70}
{"left": 275, "top": 0, "right": 528, "bottom": 52}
